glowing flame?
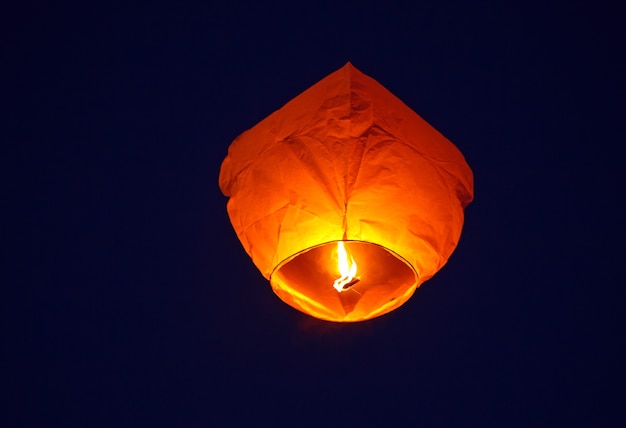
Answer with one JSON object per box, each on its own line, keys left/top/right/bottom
{"left": 333, "top": 241, "right": 358, "bottom": 292}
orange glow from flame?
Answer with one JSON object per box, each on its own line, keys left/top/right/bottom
{"left": 333, "top": 241, "right": 358, "bottom": 292}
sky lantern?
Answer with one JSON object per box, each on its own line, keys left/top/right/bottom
{"left": 219, "top": 63, "right": 473, "bottom": 322}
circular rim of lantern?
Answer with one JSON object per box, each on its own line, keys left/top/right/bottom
{"left": 269, "top": 240, "right": 419, "bottom": 322}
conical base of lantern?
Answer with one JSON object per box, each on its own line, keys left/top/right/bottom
{"left": 270, "top": 241, "right": 418, "bottom": 322}
{"left": 337, "top": 287, "right": 360, "bottom": 316}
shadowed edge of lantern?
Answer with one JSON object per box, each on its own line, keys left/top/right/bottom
{"left": 269, "top": 240, "right": 419, "bottom": 322}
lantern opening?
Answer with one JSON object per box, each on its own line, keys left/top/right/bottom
{"left": 270, "top": 241, "right": 418, "bottom": 322}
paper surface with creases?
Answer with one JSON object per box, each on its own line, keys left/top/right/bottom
{"left": 219, "top": 62, "right": 473, "bottom": 284}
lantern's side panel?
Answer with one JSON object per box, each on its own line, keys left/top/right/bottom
{"left": 346, "top": 140, "right": 467, "bottom": 283}
{"left": 219, "top": 65, "right": 359, "bottom": 278}
{"left": 349, "top": 66, "right": 474, "bottom": 204}
{"left": 219, "top": 65, "right": 353, "bottom": 194}
{"left": 224, "top": 137, "right": 350, "bottom": 278}
{"left": 343, "top": 66, "right": 474, "bottom": 284}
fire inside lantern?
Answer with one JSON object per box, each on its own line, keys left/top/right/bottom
{"left": 333, "top": 241, "right": 359, "bottom": 292}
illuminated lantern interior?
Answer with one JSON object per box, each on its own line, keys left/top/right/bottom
{"left": 219, "top": 63, "right": 473, "bottom": 322}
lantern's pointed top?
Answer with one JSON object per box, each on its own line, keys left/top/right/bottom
{"left": 341, "top": 61, "right": 359, "bottom": 74}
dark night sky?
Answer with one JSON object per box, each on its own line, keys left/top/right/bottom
{"left": 8, "top": 1, "right": 626, "bottom": 426}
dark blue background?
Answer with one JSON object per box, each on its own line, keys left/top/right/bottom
{"left": 9, "top": 1, "right": 625, "bottom": 426}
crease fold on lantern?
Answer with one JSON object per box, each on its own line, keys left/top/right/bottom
{"left": 219, "top": 62, "right": 473, "bottom": 322}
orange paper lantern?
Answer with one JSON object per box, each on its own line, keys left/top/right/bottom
{"left": 219, "top": 63, "right": 473, "bottom": 322}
